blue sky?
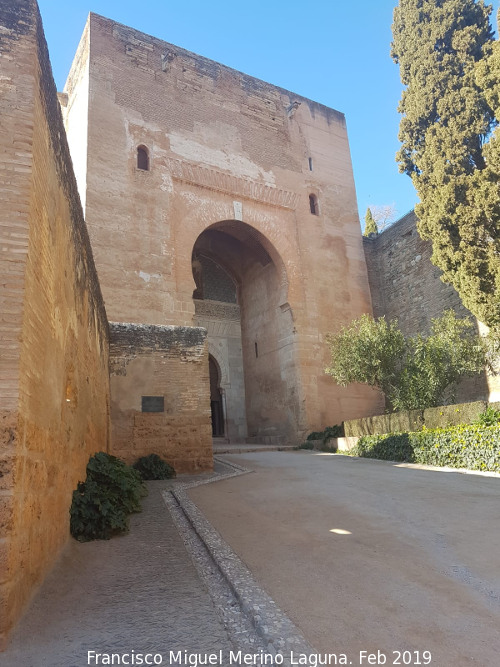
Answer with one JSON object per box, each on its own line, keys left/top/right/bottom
{"left": 37, "top": 0, "right": 500, "bottom": 230}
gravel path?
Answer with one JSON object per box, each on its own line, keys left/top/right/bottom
{"left": 188, "top": 451, "right": 500, "bottom": 667}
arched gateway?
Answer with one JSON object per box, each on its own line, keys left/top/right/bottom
{"left": 192, "top": 221, "right": 300, "bottom": 444}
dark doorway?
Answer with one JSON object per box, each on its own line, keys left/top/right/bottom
{"left": 209, "top": 355, "right": 224, "bottom": 437}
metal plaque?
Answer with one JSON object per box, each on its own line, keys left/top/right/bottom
{"left": 141, "top": 396, "right": 164, "bottom": 413}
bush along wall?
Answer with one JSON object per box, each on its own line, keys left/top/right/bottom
{"left": 133, "top": 454, "right": 176, "bottom": 480}
{"left": 354, "top": 424, "right": 500, "bottom": 473}
{"left": 300, "top": 425, "right": 344, "bottom": 452}
{"left": 70, "top": 452, "right": 147, "bottom": 542}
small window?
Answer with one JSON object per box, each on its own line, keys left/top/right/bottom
{"left": 308, "top": 157, "right": 313, "bottom": 171}
{"left": 137, "top": 146, "right": 149, "bottom": 171}
{"left": 255, "top": 342, "right": 259, "bottom": 358}
{"left": 309, "top": 194, "right": 319, "bottom": 216}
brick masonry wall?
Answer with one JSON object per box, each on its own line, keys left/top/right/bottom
{"left": 63, "top": 13, "right": 382, "bottom": 435}
{"left": 109, "top": 323, "right": 212, "bottom": 473}
{"left": 0, "top": 0, "right": 110, "bottom": 648}
{"left": 363, "top": 211, "right": 489, "bottom": 402}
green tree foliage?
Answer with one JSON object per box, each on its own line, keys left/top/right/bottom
{"left": 363, "top": 207, "right": 378, "bottom": 236}
{"left": 325, "top": 311, "right": 486, "bottom": 410}
{"left": 391, "top": 1, "right": 500, "bottom": 330}
{"left": 325, "top": 314, "right": 406, "bottom": 405}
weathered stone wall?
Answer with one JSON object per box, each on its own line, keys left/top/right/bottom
{"left": 344, "top": 400, "right": 497, "bottom": 437}
{"left": 0, "top": 0, "right": 110, "bottom": 647}
{"left": 363, "top": 211, "right": 475, "bottom": 334}
{"left": 194, "top": 300, "right": 247, "bottom": 442}
{"left": 363, "top": 211, "right": 489, "bottom": 403}
{"left": 64, "top": 13, "right": 383, "bottom": 437}
{"left": 109, "top": 324, "right": 212, "bottom": 472}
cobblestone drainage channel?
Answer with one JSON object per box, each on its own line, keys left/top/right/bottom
{"left": 162, "top": 457, "right": 315, "bottom": 666}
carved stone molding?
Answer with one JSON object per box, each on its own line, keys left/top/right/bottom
{"left": 167, "top": 158, "right": 299, "bottom": 210}
{"left": 207, "top": 341, "right": 230, "bottom": 387}
{"left": 194, "top": 299, "right": 241, "bottom": 321}
{"left": 194, "top": 317, "right": 242, "bottom": 338}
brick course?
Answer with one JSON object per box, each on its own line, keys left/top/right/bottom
{"left": 109, "top": 324, "right": 212, "bottom": 472}
{"left": 0, "top": 0, "right": 109, "bottom": 647}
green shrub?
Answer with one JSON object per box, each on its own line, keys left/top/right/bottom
{"left": 133, "top": 453, "right": 176, "bottom": 480}
{"left": 323, "top": 424, "right": 344, "bottom": 439}
{"left": 300, "top": 428, "right": 340, "bottom": 452}
{"left": 306, "top": 431, "right": 325, "bottom": 442}
{"left": 298, "top": 441, "right": 314, "bottom": 450}
{"left": 70, "top": 452, "right": 147, "bottom": 542}
{"left": 354, "top": 424, "right": 500, "bottom": 472}
{"left": 474, "top": 406, "right": 500, "bottom": 427}
{"left": 305, "top": 424, "right": 344, "bottom": 443}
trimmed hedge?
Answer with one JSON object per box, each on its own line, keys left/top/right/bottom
{"left": 353, "top": 423, "right": 500, "bottom": 472}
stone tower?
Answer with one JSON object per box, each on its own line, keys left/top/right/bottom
{"left": 62, "top": 13, "right": 382, "bottom": 450}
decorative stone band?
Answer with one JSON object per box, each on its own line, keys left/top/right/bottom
{"left": 166, "top": 158, "right": 299, "bottom": 210}
{"left": 194, "top": 299, "right": 241, "bottom": 321}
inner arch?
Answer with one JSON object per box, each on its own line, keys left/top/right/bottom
{"left": 192, "top": 220, "right": 298, "bottom": 444}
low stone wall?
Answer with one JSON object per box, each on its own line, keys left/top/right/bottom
{"left": 336, "top": 437, "right": 360, "bottom": 452}
{"left": 344, "top": 401, "right": 500, "bottom": 437}
{"left": 109, "top": 323, "right": 213, "bottom": 473}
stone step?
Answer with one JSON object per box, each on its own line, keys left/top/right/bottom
{"left": 213, "top": 443, "right": 295, "bottom": 454}
{"left": 245, "top": 435, "right": 286, "bottom": 445}
{"left": 212, "top": 437, "right": 230, "bottom": 445}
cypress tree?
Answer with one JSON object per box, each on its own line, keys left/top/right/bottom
{"left": 363, "top": 207, "right": 379, "bottom": 236}
{"left": 391, "top": 0, "right": 500, "bottom": 329}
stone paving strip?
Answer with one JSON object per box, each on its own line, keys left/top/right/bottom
{"left": 163, "top": 457, "right": 316, "bottom": 665}
{"left": 3, "top": 480, "right": 235, "bottom": 667}
{"left": 3, "top": 458, "right": 316, "bottom": 667}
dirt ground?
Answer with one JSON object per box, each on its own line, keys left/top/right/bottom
{"left": 189, "top": 451, "right": 500, "bottom": 667}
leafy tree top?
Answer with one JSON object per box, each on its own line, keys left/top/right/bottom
{"left": 363, "top": 207, "right": 379, "bottom": 236}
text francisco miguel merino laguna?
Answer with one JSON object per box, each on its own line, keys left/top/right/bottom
{"left": 87, "top": 650, "right": 361, "bottom": 665}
